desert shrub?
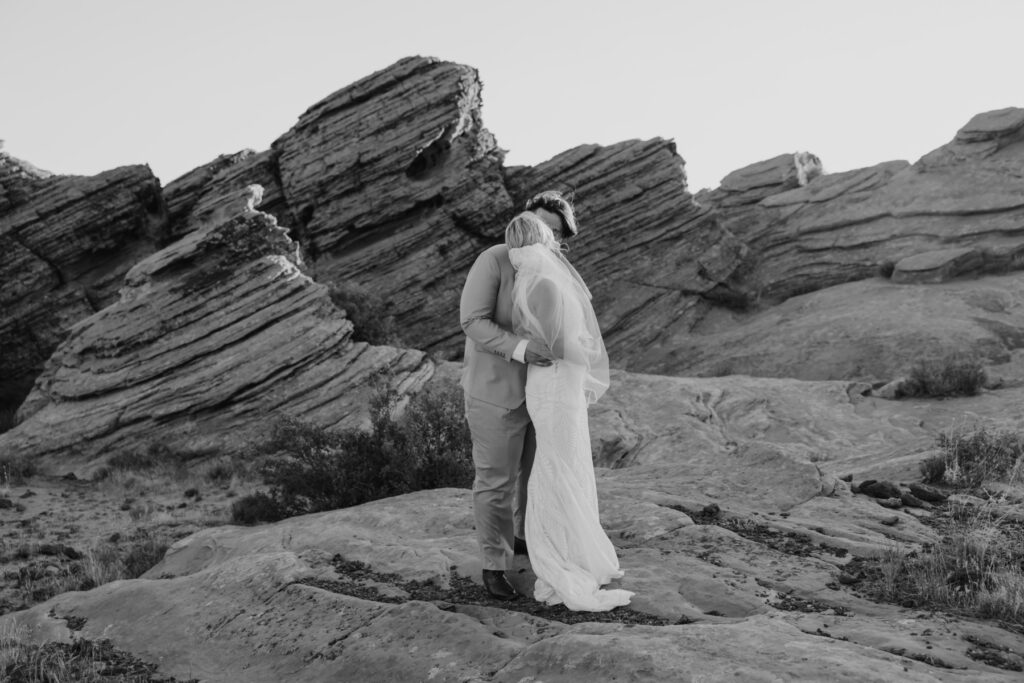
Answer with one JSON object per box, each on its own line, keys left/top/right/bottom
{"left": 918, "top": 454, "right": 947, "bottom": 484}
{"left": 0, "top": 455, "right": 36, "bottom": 486}
{"left": 232, "top": 382, "right": 473, "bottom": 524}
{"left": 935, "top": 422, "right": 1024, "bottom": 488}
{"left": 230, "top": 491, "right": 286, "bottom": 524}
{"left": 328, "top": 280, "right": 400, "bottom": 345}
{"left": 902, "top": 352, "right": 986, "bottom": 398}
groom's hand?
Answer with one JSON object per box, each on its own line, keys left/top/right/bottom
{"left": 524, "top": 340, "right": 555, "bottom": 366}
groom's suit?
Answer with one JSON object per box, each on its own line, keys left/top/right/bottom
{"left": 460, "top": 244, "right": 536, "bottom": 571}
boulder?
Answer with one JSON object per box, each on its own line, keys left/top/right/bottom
{"left": 0, "top": 163, "right": 165, "bottom": 411}
{"left": 0, "top": 187, "right": 433, "bottom": 460}
{"left": 907, "top": 482, "right": 949, "bottom": 503}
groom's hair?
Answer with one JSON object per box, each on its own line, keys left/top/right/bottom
{"left": 506, "top": 212, "right": 557, "bottom": 249}
{"left": 525, "top": 191, "right": 578, "bottom": 238}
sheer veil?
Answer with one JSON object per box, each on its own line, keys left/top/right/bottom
{"left": 509, "top": 244, "right": 610, "bottom": 404}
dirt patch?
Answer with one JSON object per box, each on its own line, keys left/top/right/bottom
{"left": 299, "top": 556, "right": 683, "bottom": 626}
{"left": 686, "top": 505, "right": 849, "bottom": 559}
{"left": 768, "top": 590, "right": 852, "bottom": 616}
{"left": 964, "top": 634, "right": 1024, "bottom": 672}
{"left": 0, "top": 469, "right": 246, "bottom": 616}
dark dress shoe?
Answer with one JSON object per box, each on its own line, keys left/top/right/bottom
{"left": 513, "top": 536, "right": 528, "bottom": 556}
{"left": 482, "top": 569, "right": 519, "bottom": 601}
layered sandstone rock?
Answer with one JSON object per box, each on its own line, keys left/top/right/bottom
{"left": 891, "top": 247, "right": 983, "bottom": 284}
{"left": 711, "top": 108, "right": 1024, "bottom": 304}
{"left": 709, "top": 151, "right": 823, "bottom": 208}
{"left": 647, "top": 272, "right": 1024, "bottom": 382}
{"left": 162, "top": 149, "right": 292, "bottom": 242}
{"left": 4, "top": 370, "right": 1022, "bottom": 681}
{"left": 270, "top": 56, "right": 513, "bottom": 355}
{"left": 505, "top": 139, "right": 749, "bottom": 366}
{"left": 0, "top": 187, "right": 433, "bottom": 460}
{"left": 0, "top": 144, "right": 51, "bottom": 213}
{"left": 0, "top": 160, "right": 164, "bottom": 410}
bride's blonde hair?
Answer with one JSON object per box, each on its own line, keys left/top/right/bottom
{"left": 505, "top": 211, "right": 557, "bottom": 250}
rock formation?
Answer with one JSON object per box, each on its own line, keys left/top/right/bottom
{"left": 162, "top": 149, "right": 292, "bottom": 243}
{"left": 505, "top": 139, "right": 749, "bottom": 364}
{"left": 641, "top": 272, "right": 1024, "bottom": 381}
{"left": 0, "top": 153, "right": 165, "bottom": 413}
{"left": 0, "top": 186, "right": 432, "bottom": 460}
{"left": 268, "top": 55, "right": 514, "bottom": 353}
{"left": 712, "top": 108, "right": 1024, "bottom": 305}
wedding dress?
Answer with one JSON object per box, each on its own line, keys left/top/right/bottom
{"left": 509, "top": 243, "right": 634, "bottom": 612}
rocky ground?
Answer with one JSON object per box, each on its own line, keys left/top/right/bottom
{"left": 0, "top": 463, "right": 252, "bottom": 616}
{"left": 2, "top": 370, "right": 1023, "bottom": 681}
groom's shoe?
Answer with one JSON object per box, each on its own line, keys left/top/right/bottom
{"left": 482, "top": 569, "right": 519, "bottom": 601}
{"left": 513, "top": 536, "right": 529, "bottom": 556}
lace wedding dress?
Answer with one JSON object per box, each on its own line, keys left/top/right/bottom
{"left": 510, "top": 244, "right": 634, "bottom": 612}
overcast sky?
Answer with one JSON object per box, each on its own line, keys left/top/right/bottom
{"left": 3, "top": 0, "right": 1019, "bottom": 192}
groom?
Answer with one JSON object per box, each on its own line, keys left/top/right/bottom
{"left": 460, "top": 191, "right": 580, "bottom": 600}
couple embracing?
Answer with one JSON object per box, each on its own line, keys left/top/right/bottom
{"left": 460, "top": 191, "right": 633, "bottom": 612}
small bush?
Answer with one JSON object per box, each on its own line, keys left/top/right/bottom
{"left": 903, "top": 352, "right": 986, "bottom": 398}
{"left": 936, "top": 422, "right": 1024, "bottom": 488}
{"left": 231, "top": 491, "right": 286, "bottom": 525}
{"left": 919, "top": 454, "right": 947, "bottom": 484}
{"left": 328, "top": 280, "right": 400, "bottom": 345}
{"left": 234, "top": 382, "right": 473, "bottom": 524}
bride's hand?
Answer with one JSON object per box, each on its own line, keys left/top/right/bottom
{"left": 524, "top": 340, "right": 555, "bottom": 366}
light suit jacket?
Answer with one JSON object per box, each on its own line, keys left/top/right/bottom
{"left": 460, "top": 244, "right": 527, "bottom": 409}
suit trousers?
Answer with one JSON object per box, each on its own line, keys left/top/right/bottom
{"left": 465, "top": 395, "right": 536, "bottom": 571}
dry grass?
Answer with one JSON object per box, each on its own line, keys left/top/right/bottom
{"left": 921, "top": 420, "right": 1024, "bottom": 488}
{"left": 864, "top": 492, "right": 1024, "bottom": 628}
{"left": 0, "top": 620, "right": 190, "bottom": 681}
{"left": 3, "top": 529, "right": 174, "bottom": 610}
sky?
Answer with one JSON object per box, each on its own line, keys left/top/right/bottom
{"left": 2, "top": 0, "right": 1020, "bottom": 192}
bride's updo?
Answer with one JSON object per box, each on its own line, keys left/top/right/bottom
{"left": 505, "top": 211, "right": 558, "bottom": 250}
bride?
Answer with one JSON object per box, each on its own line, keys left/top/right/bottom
{"left": 505, "top": 211, "right": 634, "bottom": 612}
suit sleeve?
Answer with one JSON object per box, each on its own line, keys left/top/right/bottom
{"left": 460, "top": 250, "right": 524, "bottom": 362}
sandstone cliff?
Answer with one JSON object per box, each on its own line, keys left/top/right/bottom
{"left": 0, "top": 152, "right": 164, "bottom": 413}
{"left": 4, "top": 57, "right": 1024, "bottom": 442}
{"left": 0, "top": 186, "right": 432, "bottom": 460}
